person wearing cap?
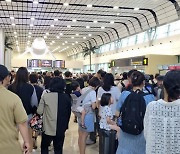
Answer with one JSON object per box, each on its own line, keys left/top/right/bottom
{"left": 0, "top": 65, "right": 30, "bottom": 154}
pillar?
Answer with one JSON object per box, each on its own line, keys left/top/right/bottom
{"left": 0, "top": 29, "right": 5, "bottom": 65}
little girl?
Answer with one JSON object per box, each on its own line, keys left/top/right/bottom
{"left": 99, "top": 93, "right": 120, "bottom": 137}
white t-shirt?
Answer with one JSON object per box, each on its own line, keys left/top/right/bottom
{"left": 97, "top": 86, "right": 120, "bottom": 115}
{"left": 99, "top": 106, "right": 113, "bottom": 130}
{"left": 144, "top": 99, "right": 180, "bottom": 154}
{"left": 82, "top": 87, "right": 96, "bottom": 106}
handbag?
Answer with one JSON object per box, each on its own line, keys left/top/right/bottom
{"left": 29, "top": 113, "right": 43, "bottom": 132}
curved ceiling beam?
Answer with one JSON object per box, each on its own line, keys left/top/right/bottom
{"left": 106, "top": 27, "right": 120, "bottom": 39}
{"left": 97, "top": 35, "right": 105, "bottom": 44}
{"left": 127, "top": 20, "right": 136, "bottom": 32}
{"left": 168, "top": 0, "right": 180, "bottom": 17}
{"left": 90, "top": 38, "right": 98, "bottom": 46}
{"left": 104, "top": 32, "right": 112, "bottom": 42}
{"left": 31, "top": 1, "right": 159, "bottom": 24}
{"left": 108, "top": 30, "right": 115, "bottom": 40}
{"left": 116, "top": 22, "right": 130, "bottom": 35}
{"left": 140, "top": 9, "right": 159, "bottom": 25}
{"left": 82, "top": 42, "right": 88, "bottom": 47}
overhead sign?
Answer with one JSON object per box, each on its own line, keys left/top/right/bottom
{"left": 143, "top": 58, "right": 148, "bottom": 66}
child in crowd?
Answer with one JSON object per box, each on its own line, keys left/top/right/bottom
{"left": 71, "top": 81, "right": 87, "bottom": 129}
{"left": 99, "top": 93, "right": 120, "bottom": 137}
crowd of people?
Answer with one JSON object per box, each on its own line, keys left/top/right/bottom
{"left": 0, "top": 64, "right": 180, "bottom": 154}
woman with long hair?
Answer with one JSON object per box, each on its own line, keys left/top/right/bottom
{"left": 97, "top": 73, "right": 121, "bottom": 116}
{"left": 8, "top": 67, "right": 35, "bottom": 152}
{"left": 144, "top": 70, "right": 180, "bottom": 154}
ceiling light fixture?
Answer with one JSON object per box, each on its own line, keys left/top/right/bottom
{"left": 110, "top": 21, "right": 114, "bottom": 24}
{"left": 83, "top": 37, "right": 86, "bottom": 39}
{"left": 52, "top": 41, "right": 55, "bottom": 43}
{"left": 86, "top": 26, "right": 90, "bottom": 29}
{"left": 71, "top": 36, "right": 74, "bottom": 39}
{"left": 15, "top": 35, "right": 17, "bottom": 38}
{"left": 87, "top": 4, "right": 92, "bottom": 8}
{"left": 94, "top": 20, "right": 98, "bottom": 23}
{"left": 134, "top": 8, "right": 139, "bottom": 11}
{"left": 60, "top": 33, "right": 63, "bottom": 36}
{"left": 54, "top": 18, "right": 58, "bottom": 21}
{"left": 44, "top": 36, "right": 47, "bottom": 39}
{"left": 51, "top": 24, "right": 54, "bottom": 27}
{"left": 65, "top": 41, "right": 68, "bottom": 43}
{"left": 63, "top": 3, "right": 69, "bottom": 6}
{"left": 72, "top": 19, "right": 77, "bottom": 22}
{"left": 113, "top": 6, "right": 119, "bottom": 9}
{"left": 88, "top": 34, "right": 92, "bottom": 37}
{"left": 46, "top": 32, "right": 49, "bottom": 35}
{"left": 10, "top": 16, "right": 14, "bottom": 20}
{"left": 29, "top": 32, "right": 32, "bottom": 35}
{"left": 56, "top": 36, "right": 60, "bottom": 39}
{"left": 28, "top": 35, "right": 31, "bottom": 38}
{"left": 67, "top": 25, "right": 71, "bottom": 28}
{"left": 76, "top": 34, "right": 79, "bottom": 36}
{"left": 30, "top": 24, "right": 34, "bottom": 27}
{"left": 75, "top": 41, "right": 78, "bottom": 44}
{"left": 12, "top": 23, "right": 15, "bottom": 26}
{"left": 33, "top": 0, "right": 38, "bottom": 4}
{"left": 31, "top": 17, "right": 35, "bottom": 21}
{"left": 117, "top": 13, "right": 120, "bottom": 15}
{"left": 14, "top": 32, "right": 17, "bottom": 34}
{"left": 6, "top": 0, "right": 11, "bottom": 2}
{"left": 62, "top": 43, "right": 65, "bottom": 45}
{"left": 101, "top": 26, "right": 105, "bottom": 29}
{"left": 72, "top": 43, "right": 75, "bottom": 45}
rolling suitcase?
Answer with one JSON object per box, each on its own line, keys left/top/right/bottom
{"left": 99, "top": 129, "right": 118, "bottom": 154}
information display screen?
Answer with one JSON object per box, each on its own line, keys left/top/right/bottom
{"left": 27, "top": 59, "right": 40, "bottom": 67}
{"left": 27, "top": 59, "right": 52, "bottom": 68}
{"left": 40, "top": 60, "right": 52, "bottom": 67}
{"left": 53, "top": 60, "right": 65, "bottom": 68}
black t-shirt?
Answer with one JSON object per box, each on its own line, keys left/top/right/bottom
{"left": 8, "top": 83, "right": 34, "bottom": 115}
{"left": 65, "top": 79, "right": 73, "bottom": 96}
{"left": 34, "top": 85, "right": 43, "bottom": 103}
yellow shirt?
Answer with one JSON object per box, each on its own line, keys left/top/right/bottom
{"left": 0, "top": 85, "right": 28, "bottom": 154}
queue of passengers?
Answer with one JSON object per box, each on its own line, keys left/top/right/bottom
{"left": 0, "top": 64, "right": 180, "bottom": 154}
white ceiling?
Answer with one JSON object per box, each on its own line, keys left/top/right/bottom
{"left": 0, "top": 0, "right": 180, "bottom": 55}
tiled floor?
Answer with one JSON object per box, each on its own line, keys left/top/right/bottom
{"left": 31, "top": 117, "right": 99, "bottom": 154}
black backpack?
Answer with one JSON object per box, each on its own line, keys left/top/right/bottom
{"left": 120, "top": 89, "right": 147, "bottom": 135}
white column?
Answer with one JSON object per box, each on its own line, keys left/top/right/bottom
{"left": 5, "top": 49, "right": 12, "bottom": 70}
{"left": 0, "top": 29, "right": 5, "bottom": 65}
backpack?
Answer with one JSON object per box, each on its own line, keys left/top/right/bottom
{"left": 120, "top": 89, "right": 147, "bottom": 135}
{"left": 71, "top": 88, "right": 93, "bottom": 118}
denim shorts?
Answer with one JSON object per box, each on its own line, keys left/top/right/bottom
{"left": 78, "top": 113, "right": 94, "bottom": 133}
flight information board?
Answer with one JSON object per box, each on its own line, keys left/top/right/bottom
{"left": 27, "top": 59, "right": 52, "bottom": 68}
{"left": 53, "top": 60, "right": 65, "bottom": 68}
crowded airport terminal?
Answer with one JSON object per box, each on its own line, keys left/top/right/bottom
{"left": 0, "top": 0, "right": 180, "bottom": 154}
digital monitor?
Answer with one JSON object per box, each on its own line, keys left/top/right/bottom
{"left": 53, "top": 60, "right": 65, "bottom": 68}
{"left": 41, "top": 60, "right": 52, "bottom": 67}
{"left": 27, "top": 59, "right": 40, "bottom": 67}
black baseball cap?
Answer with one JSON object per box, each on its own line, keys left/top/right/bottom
{"left": 0, "top": 65, "right": 9, "bottom": 81}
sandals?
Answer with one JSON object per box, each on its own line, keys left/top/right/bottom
{"left": 80, "top": 124, "right": 87, "bottom": 129}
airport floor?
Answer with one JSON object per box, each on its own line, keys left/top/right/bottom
{"left": 30, "top": 116, "right": 99, "bottom": 154}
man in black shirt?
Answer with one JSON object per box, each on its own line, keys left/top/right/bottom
{"left": 64, "top": 71, "right": 73, "bottom": 97}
